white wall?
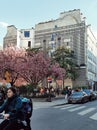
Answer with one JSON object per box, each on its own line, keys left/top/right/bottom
{"left": 20, "top": 28, "right": 34, "bottom": 49}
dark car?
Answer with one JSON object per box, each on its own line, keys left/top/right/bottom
{"left": 68, "top": 91, "right": 89, "bottom": 104}
{"left": 92, "top": 91, "right": 97, "bottom": 100}
{"left": 83, "top": 89, "right": 96, "bottom": 101}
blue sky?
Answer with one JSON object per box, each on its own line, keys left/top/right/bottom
{"left": 0, "top": 0, "right": 97, "bottom": 45}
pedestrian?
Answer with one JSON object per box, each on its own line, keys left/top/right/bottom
{"left": 0, "top": 86, "right": 24, "bottom": 130}
{"left": 64, "top": 87, "right": 69, "bottom": 102}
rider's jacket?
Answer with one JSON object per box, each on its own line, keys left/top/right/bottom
{"left": 0, "top": 94, "right": 24, "bottom": 120}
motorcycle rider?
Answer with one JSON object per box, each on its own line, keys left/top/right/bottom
{"left": 0, "top": 87, "right": 24, "bottom": 130}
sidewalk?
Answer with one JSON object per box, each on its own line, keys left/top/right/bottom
{"left": 33, "top": 95, "right": 68, "bottom": 109}
{"left": 33, "top": 94, "right": 65, "bottom": 101}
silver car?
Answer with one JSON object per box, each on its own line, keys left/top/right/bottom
{"left": 68, "top": 91, "right": 89, "bottom": 104}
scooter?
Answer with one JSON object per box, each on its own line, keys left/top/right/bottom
{"left": 0, "top": 113, "right": 27, "bottom": 130}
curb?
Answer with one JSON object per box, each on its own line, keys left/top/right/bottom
{"left": 52, "top": 102, "right": 68, "bottom": 106}
{"left": 33, "top": 95, "right": 65, "bottom": 102}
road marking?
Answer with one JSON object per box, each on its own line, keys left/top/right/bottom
{"left": 90, "top": 112, "right": 97, "bottom": 120}
{"left": 53, "top": 104, "right": 73, "bottom": 108}
{"left": 78, "top": 108, "right": 96, "bottom": 115}
{"left": 61, "top": 105, "right": 79, "bottom": 110}
{"left": 69, "top": 106, "right": 86, "bottom": 112}
{"left": 33, "top": 108, "right": 40, "bottom": 110}
{"left": 33, "top": 106, "right": 49, "bottom": 110}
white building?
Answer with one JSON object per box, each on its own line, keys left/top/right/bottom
{"left": 86, "top": 26, "right": 97, "bottom": 89}
{"left": 19, "top": 28, "right": 34, "bottom": 49}
{"left": 3, "top": 9, "right": 97, "bottom": 89}
{"left": 35, "top": 9, "right": 97, "bottom": 89}
{"left": 3, "top": 25, "right": 34, "bottom": 49}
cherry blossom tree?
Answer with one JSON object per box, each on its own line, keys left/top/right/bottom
{"left": 20, "top": 50, "right": 66, "bottom": 87}
{"left": 0, "top": 47, "right": 66, "bottom": 88}
{"left": 0, "top": 47, "right": 26, "bottom": 85}
{"left": 17, "top": 51, "right": 51, "bottom": 87}
{"left": 50, "top": 63, "right": 66, "bottom": 80}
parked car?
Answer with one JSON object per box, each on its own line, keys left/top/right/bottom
{"left": 83, "top": 89, "right": 96, "bottom": 101}
{"left": 92, "top": 91, "right": 97, "bottom": 100}
{"left": 68, "top": 91, "right": 89, "bottom": 104}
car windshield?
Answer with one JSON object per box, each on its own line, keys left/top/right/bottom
{"left": 71, "top": 92, "right": 83, "bottom": 96}
{"left": 83, "top": 89, "right": 91, "bottom": 94}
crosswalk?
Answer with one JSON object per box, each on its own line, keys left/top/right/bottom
{"left": 53, "top": 104, "right": 97, "bottom": 121}
{"left": 78, "top": 108, "right": 96, "bottom": 116}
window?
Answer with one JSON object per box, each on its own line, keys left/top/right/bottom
{"left": 28, "top": 41, "right": 31, "bottom": 48}
{"left": 57, "top": 37, "right": 61, "bottom": 41}
{"left": 24, "top": 31, "right": 30, "bottom": 37}
{"left": 51, "top": 34, "right": 55, "bottom": 41}
{"left": 67, "top": 42, "right": 69, "bottom": 46}
{"left": 54, "top": 25, "right": 58, "bottom": 28}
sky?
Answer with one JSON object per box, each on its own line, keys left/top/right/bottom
{"left": 0, "top": 0, "right": 97, "bottom": 45}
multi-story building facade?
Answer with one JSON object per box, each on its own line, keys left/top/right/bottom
{"left": 3, "top": 9, "right": 97, "bottom": 89}
{"left": 3, "top": 25, "right": 34, "bottom": 49}
{"left": 20, "top": 28, "right": 34, "bottom": 48}
{"left": 86, "top": 26, "right": 97, "bottom": 90}
{"left": 3, "top": 25, "right": 18, "bottom": 48}
{"left": 34, "top": 9, "right": 97, "bottom": 89}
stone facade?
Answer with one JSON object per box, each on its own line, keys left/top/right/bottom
{"left": 35, "top": 9, "right": 97, "bottom": 88}
{"left": 3, "top": 25, "right": 34, "bottom": 49}
{"left": 3, "top": 25, "right": 17, "bottom": 48}
{"left": 72, "top": 68, "right": 87, "bottom": 87}
{"left": 35, "top": 9, "right": 86, "bottom": 66}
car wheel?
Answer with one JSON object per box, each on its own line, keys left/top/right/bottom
{"left": 81, "top": 99, "right": 85, "bottom": 104}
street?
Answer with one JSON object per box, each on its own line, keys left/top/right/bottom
{"left": 31, "top": 99, "right": 97, "bottom": 130}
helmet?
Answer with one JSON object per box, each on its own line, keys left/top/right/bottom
{"left": 22, "top": 98, "right": 29, "bottom": 103}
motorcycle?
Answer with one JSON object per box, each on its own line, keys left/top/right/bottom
{"left": 0, "top": 113, "right": 27, "bottom": 130}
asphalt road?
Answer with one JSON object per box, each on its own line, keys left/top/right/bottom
{"left": 31, "top": 100, "right": 97, "bottom": 130}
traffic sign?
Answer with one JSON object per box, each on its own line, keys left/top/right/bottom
{"left": 47, "top": 77, "right": 52, "bottom": 83}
